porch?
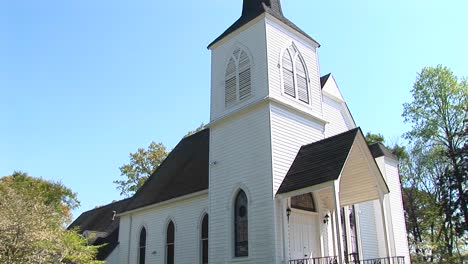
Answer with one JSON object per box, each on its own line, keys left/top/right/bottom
{"left": 276, "top": 129, "right": 407, "bottom": 264}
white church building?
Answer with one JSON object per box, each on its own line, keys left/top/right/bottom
{"left": 71, "top": 0, "right": 411, "bottom": 263}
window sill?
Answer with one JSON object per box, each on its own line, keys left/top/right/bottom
{"left": 228, "top": 257, "right": 250, "bottom": 263}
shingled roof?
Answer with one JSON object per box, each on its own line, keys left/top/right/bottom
{"left": 68, "top": 198, "right": 132, "bottom": 260}
{"left": 277, "top": 128, "right": 361, "bottom": 194}
{"left": 122, "top": 128, "right": 210, "bottom": 213}
{"left": 320, "top": 73, "right": 331, "bottom": 89}
{"left": 208, "top": 0, "right": 320, "bottom": 48}
{"left": 369, "top": 142, "right": 398, "bottom": 160}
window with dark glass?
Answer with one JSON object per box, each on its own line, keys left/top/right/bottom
{"left": 291, "top": 193, "right": 316, "bottom": 212}
{"left": 201, "top": 214, "right": 208, "bottom": 264}
{"left": 166, "top": 221, "right": 175, "bottom": 264}
{"left": 138, "top": 227, "right": 146, "bottom": 264}
{"left": 234, "top": 190, "right": 248, "bottom": 257}
{"left": 348, "top": 206, "right": 360, "bottom": 262}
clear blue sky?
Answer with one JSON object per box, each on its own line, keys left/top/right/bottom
{"left": 1, "top": 0, "right": 467, "bottom": 220}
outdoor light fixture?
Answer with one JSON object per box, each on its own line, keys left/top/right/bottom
{"left": 323, "top": 214, "right": 330, "bottom": 224}
{"left": 286, "top": 208, "right": 292, "bottom": 221}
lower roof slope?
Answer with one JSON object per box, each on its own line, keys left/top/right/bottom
{"left": 277, "top": 128, "right": 360, "bottom": 194}
{"left": 122, "top": 128, "right": 210, "bottom": 213}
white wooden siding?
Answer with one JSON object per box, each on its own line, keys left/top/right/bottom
{"left": 209, "top": 104, "right": 276, "bottom": 263}
{"left": 210, "top": 19, "right": 268, "bottom": 122}
{"left": 105, "top": 244, "right": 119, "bottom": 264}
{"left": 117, "top": 195, "right": 208, "bottom": 264}
{"left": 357, "top": 201, "right": 380, "bottom": 260}
{"left": 384, "top": 158, "right": 411, "bottom": 264}
{"left": 323, "top": 96, "right": 355, "bottom": 138}
{"left": 265, "top": 18, "right": 323, "bottom": 120}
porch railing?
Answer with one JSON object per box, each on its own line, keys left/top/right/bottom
{"left": 289, "top": 256, "right": 338, "bottom": 264}
{"left": 289, "top": 256, "right": 404, "bottom": 264}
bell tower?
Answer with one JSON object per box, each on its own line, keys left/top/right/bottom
{"left": 208, "top": 0, "right": 326, "bottom": 263}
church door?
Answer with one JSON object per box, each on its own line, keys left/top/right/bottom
{"left": 289, "top": 211, "right": 320, "bottom": 260}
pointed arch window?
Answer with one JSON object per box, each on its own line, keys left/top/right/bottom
{"left": 234, "top": 190, "right": 248, "bottom": 257}
{"left": 225, "top": 48, "right": 252, "bottom": 107}
{"left": 166, "top": 221, "right": 175, "bottom": 264}
{"left": 282, "top": 44, "right": 310, "bottom": 104}
{"left": 201, "top": 214, "right": 209, "bottom": 264}
{"left": 138, "top": 227, "right": 146, "bottom": 264}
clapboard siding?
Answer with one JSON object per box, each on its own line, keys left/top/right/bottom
{"left": 384, "top": 158, "right": 411, "bottom": 264}
{"left": 270, "top": 103, "right": 324, "bottom": 195}
{"left": 265, "top": 18, "right": 323, "bottom": 120}
{"left": 210, "top": 19, "right": 269, "bottom": 122}
{"left": 117, "top": 195, "right": 208, "bottom": 264}
{"left": 209, "top": 104, "right": 276, "bottom": 263}
{"left": 323, "top": 96, "right": 355, "bottom": 137}
{"left": 358, "top": 201, "right": 380, "bottom": 260}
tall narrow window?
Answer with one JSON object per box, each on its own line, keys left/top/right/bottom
{"left": 166, "top": 221, "right": 175, "bottom": 264}
{"left": 281, "top": 44, "right": 309, "bottom": 104}
{"left": 138, "top": 227, "right": 146, "bottom": 264}
{"left": 234, "top": 190, "right": 248, "bottom": 257}
{"left": 201, "top": 214, "right": 209, "bottom": 264}
{"left": 225, "top": 48, "right": 251, "bottom": 107}
{"left": 348, "top": 206, "right": 360, "bottom": 262}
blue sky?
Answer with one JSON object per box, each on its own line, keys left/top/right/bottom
{"left": 1, "top": 0, "right": 467, "bottom": 219}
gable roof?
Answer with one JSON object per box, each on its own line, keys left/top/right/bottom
{"left": 68, "top": 198, "right": 132, "bottom": 260}
{"left": 122, "top": 128, "right": 210, "bottom": 213}
{"left": 208, "top": 0, "right": 320, "bottom": 49}
{"left": 369, "top": 142, "right": 398, "bottom": 160}
{"left": 277, "top": 128, "right": 360, "bottom": 194}
{"left": 320, "top": 73, "right": 331, "bottom": 89}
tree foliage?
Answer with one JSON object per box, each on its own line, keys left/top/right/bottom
{"left": 114, "top": 141, "right": 169, "bottom": 197}
{"left": 402, "top": 65, "right": 467, "bottom": 262}
{"left": 0, "top": 173, "right": 102, "bottom": 264}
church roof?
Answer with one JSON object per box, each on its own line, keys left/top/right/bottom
{"left": 320, "top": 73, "right": 332, "bottom": 89}
{"left": 277, "top": 128, "right": 360, "bottom": 194}
{"left": 369, "top": 142, "right": 398, "bottom": 160}
{"left": 121, "top": 128, "right": 210, "bottom": 213}
{"left": 208, "top": 0, "right": 320, "bottom": 49}
{"left": 68, "top": 198, "right": 132, "bottom": 260}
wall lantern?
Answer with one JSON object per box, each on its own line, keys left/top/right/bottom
{"left": 286, "top": 208, "right": 292, "bottom": 221}
{"left": 323, "top": 214, "right": 330, "bottom": 224}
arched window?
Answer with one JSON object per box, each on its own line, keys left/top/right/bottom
{"left": 138, "top": 227, "right": 146, "bottom": 264}
{"left": 291, "top": 193, "right": 316, "bottom": 212}
{"left": 281, "top": 44, "right": 309, "bottom": 104}
{"left": 166, "top": 221, "right": 175, "bottom": 264}
{"left": 225, "top": 48, "right": 251, "bottom": 107}
{"left": 234, "top": 190, "right": 248, "bottom": 257}
{"left": 201, "top": 214, "right": 209, "bottom": 264}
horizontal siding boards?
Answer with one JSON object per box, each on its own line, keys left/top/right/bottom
{"left": 270, "top": 103, "right": 324, "bottom": 195}
{"left": 323, "top": 96, "right": 354, "bottom": 138}
{"left": 119, "top": 195, "right": 208, "bottom": 264}
{"left": 211, "top": 19, "right": 268, "bottom": 121}
{"left": 358, "top": 201, "right": 380, "bottom": 260}
{"left": 384, "top": 159, "right": 411, "bottom": 263}
{"left": 265, "top": 20, "right": 322, "bottom": 119}
{"left": 209, "top": 104, "right": 276, "bottom": 263}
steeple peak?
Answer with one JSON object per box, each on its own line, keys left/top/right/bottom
{"left": 242, "top": 0, "right": 283, "bottom": 17}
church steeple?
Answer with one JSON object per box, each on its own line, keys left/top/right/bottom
{"left": 241, "top": 0, "right": 283, "bottom": 18}
{"left": 208, "top": 0, "right": 319, "bottom": 49}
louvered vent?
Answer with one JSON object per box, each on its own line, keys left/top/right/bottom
{"left": 225, "top": 58, "right": 237, "bottom": 106}
{"left": 296, "top": 57, "right": 309, "bottom": 103}
{"left": 282, "top": 50, "right": 295, "bottom": 98}
{"left": 225, "top": 48, "right": 252, "bottom": 107}
{"left": 282, "top": 44, "right": 310, "bottom": 105}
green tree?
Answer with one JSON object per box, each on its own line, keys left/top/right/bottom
{"left": 0, "top": 174, "right": 103, "bottom": 264}
{"left": 0, "top": 171, "right": 80, "bottom": 222}
{"left": 402, "top": 65, "right": 468, "bottom": 261}
{"left": 114, "top": 141, "right": 169, "bottom": 197}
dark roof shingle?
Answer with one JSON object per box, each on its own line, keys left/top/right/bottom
{"left": 368, "top": 142, "right": 398, "bottom": 160}
{"left": 122, "top": 128, "right": 210, "bottom": 213}
{"left": 277, "top": 128, "right": 360, "bottom": 194}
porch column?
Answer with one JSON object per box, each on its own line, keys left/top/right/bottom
{"left": 332, "top": 181, "right": 344, "bottom": 264}
{"left": 379, "top": 193, "right": 392, "bottom": 260}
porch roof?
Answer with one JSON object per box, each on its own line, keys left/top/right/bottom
{"left": 277, "top": 128, "right": 389, "bottom": 201}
